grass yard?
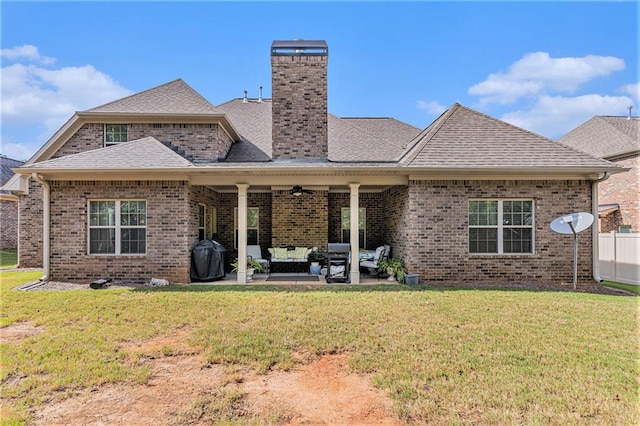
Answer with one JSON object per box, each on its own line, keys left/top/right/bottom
{"left": 603, "top": 280, "right": 640, "bottom": 296}
{"left": 1, "top": 271, "right": 638, "bottom": 425}
{"left": 0, "top": 249, "right": 17, "bottom": 269}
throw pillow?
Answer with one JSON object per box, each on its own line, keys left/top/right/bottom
{"left": 294, "top": 247, "right": 308, "bottom": 259}
{"left": 374, "top": 246, "right": 385, "bottom": 261}
{"left": 274, "top": 247, "right": 288, "bottom": 259}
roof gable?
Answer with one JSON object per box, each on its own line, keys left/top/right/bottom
{"left": 401, "top": 103, "right": 618, "bottom": 170}
{"left": 86, "top": 79, "right": 218, "bottom": 115}
{"left": 24, "top": 137, "right": 194, "bottom": 170}
{"left": 557, "top": 116, "right": 640, "bottom": 159}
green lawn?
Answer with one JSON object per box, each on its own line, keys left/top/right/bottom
{"left": 603, "top": 280, "right": 640, "bottom": 296}
{"left": 1, "top": 271, "right": 638, "bottom": 424}
{"left": 0, "top": 249, "right": 17, "bottom": 269}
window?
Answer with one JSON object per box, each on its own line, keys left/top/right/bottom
{"left": 208, "top": 207, "right": 217, "bottom": 239}
{"left": 469, "top": 200, "right": 533, "bottom": 254}
{"left": 198, "top": 204, "right": 206, "bottom": 241}
{"left": 105, "top": 124, "right": 128, "bottom": 146}
{"left": 89, "top": 200, "right": 146, "bottom": 254}
{"left": 234, "top": 207, "right": 259, "bottom": 248}
{"left": 341, "top": 207, "right": 366, "bottom": 248}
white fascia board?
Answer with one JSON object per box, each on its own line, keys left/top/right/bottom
{"left": 2, "top": 173, "right": 30, "bottom": 194}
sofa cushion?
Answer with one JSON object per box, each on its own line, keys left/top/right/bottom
{"left": 274, "top": 247, "right": 289, "bottom": 259}
{"left": 294, "top": 246, "right": 308, "bottom": 259}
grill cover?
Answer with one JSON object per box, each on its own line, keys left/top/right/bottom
{"left": 190, "top": 240, "right": 227, "bottom": 281}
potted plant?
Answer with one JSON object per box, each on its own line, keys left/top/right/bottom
{"left": 231, "top": 258, "right": 264, "bottom": 282}
{"left": 378, "top": 258, "right": 405, "bottom": 283}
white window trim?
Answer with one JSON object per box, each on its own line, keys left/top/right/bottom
{"left": 198, "top": 203, "right": 206, "bottom": 241}
{"left": 468, "top": 199, "right": 535, "bottom": 255}
{"left": 341, "top": 207, "right": 366, "bottom": 248}
{"left": 208, "top": 206, "right": 217, "bottom": 238}
{"left": 104, "top": 124, "right": 128, "bottom": 147}
{"left": 234, "top": 207, "right": 259, "bottom": 249}
{"left": 87, "top": 199, "right": 147, "bottom": 256}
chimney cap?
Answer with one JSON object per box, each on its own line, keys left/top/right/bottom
{"left": 271, "top": 39, "right": 328, "bottom": 56}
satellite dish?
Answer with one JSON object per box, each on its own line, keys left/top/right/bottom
{"left": 550, "top": 212, "right": 594, "bottom": 235}
{"left": 549, "top": 212, "right": 595, "bottom": 289}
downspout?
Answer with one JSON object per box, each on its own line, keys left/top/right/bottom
{"left": 592, "top": 172, "right": 611, "bottom": 283}
{"left": 31, "top": 173, "right": 50, "bottom": 281}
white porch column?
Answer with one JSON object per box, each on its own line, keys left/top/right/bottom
{"left": 236, "top": 183, "right": 249, "bottom": 284}
{"left": 349, "top": 183, "right": 360, "bottom": 284}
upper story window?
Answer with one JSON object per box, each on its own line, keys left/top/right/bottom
{"left": 469, "top": 200, "right": 534, "bottom": 254}
{"left": 105, "top": 124, "right": 128, "bottom": 146}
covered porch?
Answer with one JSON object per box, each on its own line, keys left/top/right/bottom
{"left": 189, "top": 171, "right": 409, "bottom": 284}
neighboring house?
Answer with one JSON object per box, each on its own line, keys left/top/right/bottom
{"left": 557, "top": 115, "right": 639, "bottom": 232}
{"left": 0, "top": 155, "right": 25, "bottom": 249}
{"left": 4, "top": 40, "right": 624, "bottom": 285}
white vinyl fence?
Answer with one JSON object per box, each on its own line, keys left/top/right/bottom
{"left": 599, "top": 232, "right": 640, "bottom": 285}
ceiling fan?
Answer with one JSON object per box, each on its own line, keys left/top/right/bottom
{"left": 290, "top": 185, "right": 315, "bottom": 197}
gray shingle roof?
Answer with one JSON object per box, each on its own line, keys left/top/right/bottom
{"left": 401, "top": 103, "right": 619, "bottom": 170}
{"left": 86, "top": 79, "right": 218, "bottom": 114}
{"left": 215, "top": 99, "right": 421, "bottom": 162}
{"left": 1, "top": 155, "right": 24, "bottom": 185}
{"left": 20, "top": 81, "right": 621, "bottom": 176}
{"left": 216, "top": 99, "right": 272, "bottom": 161}
{"left": 557, "top": 116, "right": 640, "bottom": 159}
{"left": 25, "top": 137, "right": 194, "bottom": 169}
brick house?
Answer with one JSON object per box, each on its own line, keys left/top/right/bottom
{"left": 1, "top": 155, "right": 25, "bottom": 249}
{"left": 4, "top": 40, "right": 625, "bottom": 285}
{"left": 557, "top": 115, "right": 639, "bottom": 232}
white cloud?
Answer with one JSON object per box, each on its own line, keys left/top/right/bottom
{"left": 1, "top": 44, "right": 55, "bottom": 65}
{"left": 1, "top": 46, "right": 132, "bottom": 159}
{"left": 500, "top": 94, "right": 634, "bottom": 139}
{"left": 417, "top": 100, "right": 446, "bottom": 115}
{"left": 469, "top": 52, "right": 625, "bottom": 105}
{"left": 1, "top": 141, "right": 38, "bottom": 162}
{"left": 620, "top": 83, "right": 640, "bottom": 102}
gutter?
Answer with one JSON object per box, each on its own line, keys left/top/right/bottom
{"left": 592, "top": 172, "right": 611, "bottom": 283}
{"left": 30, "top": 173, "right": 50, "bottom": 282}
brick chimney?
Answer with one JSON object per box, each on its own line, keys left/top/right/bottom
{"left": 271, "top": 40, "right": 328, "bottom": 160}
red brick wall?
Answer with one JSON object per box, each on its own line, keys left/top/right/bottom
{"left": 599, "top": 154, "right": 639, "bottom": 232}
{"left": 18, "top": 181, "right": 44, "bottom": 267}
{"left": 382, "top": 185, "right": 410, "bottom": 262}
{"left": 391, "top": 180, "right": 595, "bottom": 285}
{"left": 272, "top": 189, "right": 328, "bottom": 249}
{"left": 599, "top": 210, "right": 623, "bottom": 233}
{"left": 189, "top": 185, "right": 218, "bottom": 243}
{"left": 128, "top": 123, "right": 232, "bottom": 162}
{"left": 0, "top": 198, "right": 19, "bottom": 249}
{"left": 52, "top": 122, "right": 233, "bottom": 162}
{"left": 215, "top": 192, "right": 272, "bottom": 257}
{"left": 328, "top": 192, "right": 385, "bottom": 250}
{"left": 47, "top": 180, "right": 191, "bottom": 284}
{"left": 271, "top": 54, "right": 328, "bottom": 160}
{"left": 52, "top": 123, "right": 103, "bottom": 158}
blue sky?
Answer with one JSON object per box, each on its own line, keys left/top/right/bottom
{"left": 1, "top": 1, "right": 638, "bottom": 161}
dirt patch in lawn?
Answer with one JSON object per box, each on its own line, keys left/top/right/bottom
{"left": 30, "top": 330, "right": 400, "bottom": 425}
{"left": 0, "top": 322, "right": 43, "bottom": 343}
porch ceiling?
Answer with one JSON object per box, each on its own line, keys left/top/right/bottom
{"left": 207, "top": 184, "right": 395, "bottom": 193}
